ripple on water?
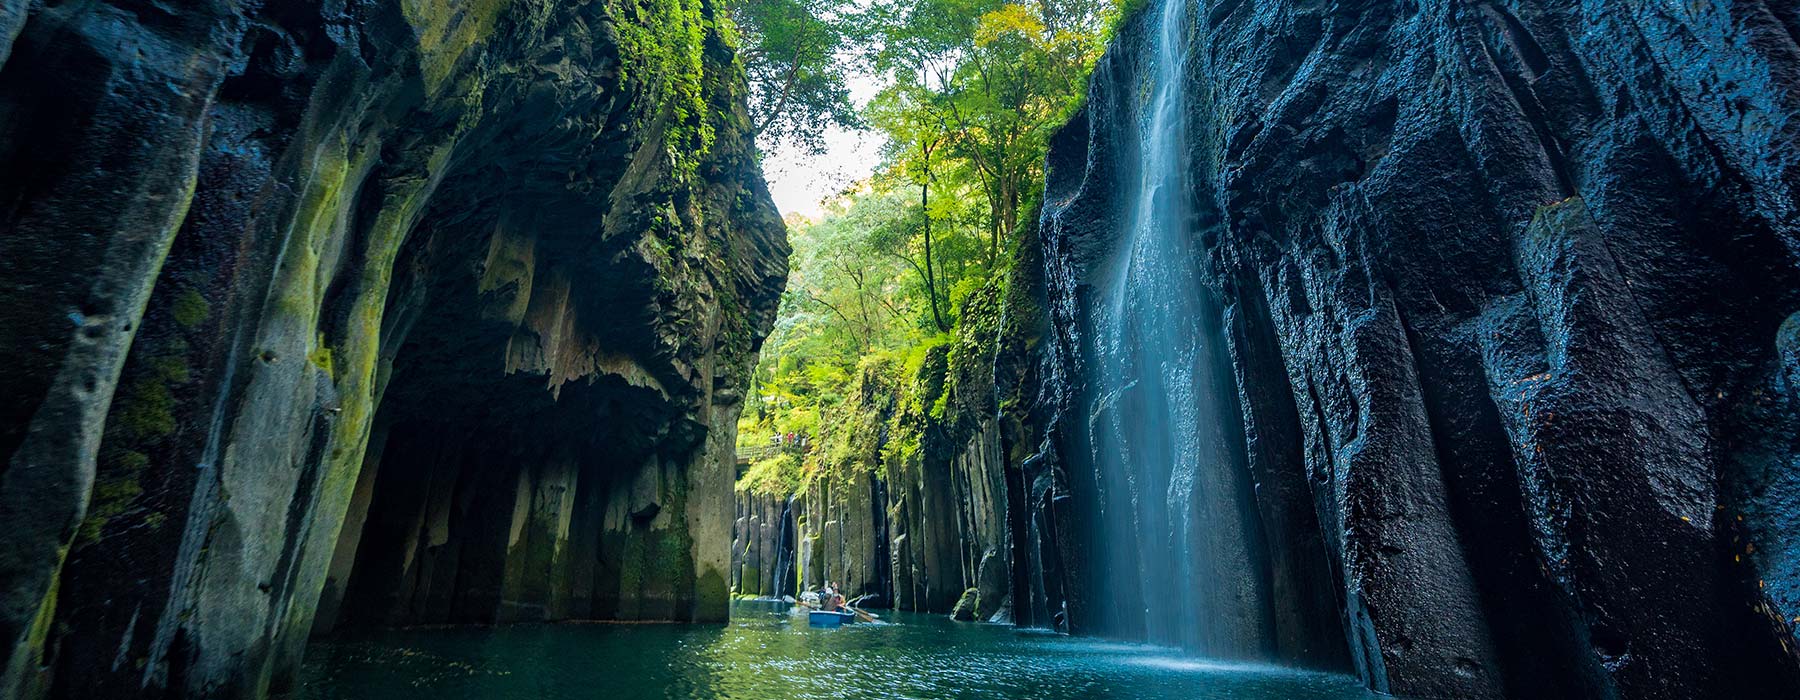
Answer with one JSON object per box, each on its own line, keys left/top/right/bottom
{"left": 298, "top": 602, "right": 1372, "bottom": 700}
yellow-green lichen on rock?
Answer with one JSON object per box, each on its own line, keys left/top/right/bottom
{"left": 402, "top": 0, "right": 515, "bottom": 94}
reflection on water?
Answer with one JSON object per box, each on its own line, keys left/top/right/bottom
{"left": 298, "top": 601, "right": 1371, "bottom": 699}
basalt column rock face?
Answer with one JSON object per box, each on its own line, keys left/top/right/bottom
{"left": 779, "top": 273, "right": 1042, "bottom": 619}
{"left": 730, "top": 489, "right": 797, "bottom": 598}
{"left": 793, "top": 362, "right": 900, "bottom": 607}
{"left": 0, "top": 1, "right": 786, "bottom": 698}
{"left": 1037, "top": 0, "right": 1800, "bottom": 697}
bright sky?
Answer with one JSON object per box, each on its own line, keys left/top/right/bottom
{"left": 759, "top": 74, "right": 887, "bottom": 220}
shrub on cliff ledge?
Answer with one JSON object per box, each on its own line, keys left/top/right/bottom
{"left": 737, "top": 452, "right": 807, "bottom": 497}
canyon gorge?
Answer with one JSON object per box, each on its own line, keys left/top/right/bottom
{"left": 0, "top": 0, "right": 1794, "bottom": 698}
{"left": 735, "top": 0, "right": 1800, "bottom": 698}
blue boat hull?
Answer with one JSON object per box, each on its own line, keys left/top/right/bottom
{"left": 808, "top": 610, "right": 855, "bottom": 628}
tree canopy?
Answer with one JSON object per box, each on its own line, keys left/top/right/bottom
{"left": 733, "top": 0, "right": 1124, "bottom": 495}
{"left": 727, "top": 0, "right": 862, "bottom": 152}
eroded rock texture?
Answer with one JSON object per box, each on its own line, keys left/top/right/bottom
{"left": 730, "top": 489, "right": 798, "bottom": 598}
{"left": 0, "top": 0, "right": 785, "bottom": 697}
{"left": 1034, "top": 0, "right": 1800, "bottom": 697}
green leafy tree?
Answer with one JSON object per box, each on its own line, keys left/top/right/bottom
{"left": 728, "top": 0, "right": 861, "bottom": 152}
{"left": 735, "top": 0, "right": 1124, "bottom": 497}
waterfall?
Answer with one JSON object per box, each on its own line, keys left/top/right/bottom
{"left": 1087, "top": 0, "right": 1272, "bottom": 657}
{"left": 773, "top": 496, "right": 796, "bottom": 599}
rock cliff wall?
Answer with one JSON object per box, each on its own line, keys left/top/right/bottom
{"left": 730, "top": 489, "right": 798, "bottom": 598}
{"left": 1034, "top": 0, "right": 1800, "bottom": 697}
{"left": 728, "top": 268, "right": 1050, "bottom": 619}
{"left": 0, "top": 1, "right": 785, "bottom": 697}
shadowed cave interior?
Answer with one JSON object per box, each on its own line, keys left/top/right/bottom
{"left": 314, "top": 213, "right": 710, "bottom": 633}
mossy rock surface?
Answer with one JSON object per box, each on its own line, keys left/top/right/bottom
{"left": 0, "top": 0, "right": 787, "bottom": 697}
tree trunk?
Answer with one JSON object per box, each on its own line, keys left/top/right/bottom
{"left": 921, "top": 172, "right": 948, "bottom": 333}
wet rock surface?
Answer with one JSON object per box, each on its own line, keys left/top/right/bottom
{"left": 1034, "top": 0, "right": 1800, "bottom": 697}
{"left": 730, "top": 489, "right": 798, "bottom": 599}
{"left": 0, "top": 0, "right": 785, "bottom": 697}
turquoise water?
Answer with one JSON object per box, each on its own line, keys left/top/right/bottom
{"left": 298, "top": 601, "right": 1371, "bottom": 699}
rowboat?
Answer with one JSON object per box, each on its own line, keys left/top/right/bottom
{"left": 808, "top": 610, "right": 857, "bottom": 628}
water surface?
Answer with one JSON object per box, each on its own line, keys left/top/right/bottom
{"left": 299, "top": 601, "right": 1371, "bottom": 699}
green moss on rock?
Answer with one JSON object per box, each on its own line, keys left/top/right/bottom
{"left": 401, "top": 0, "right": 515, "bottom": 94}
{"left": 611, "top": 0, "right": 715, "bottom": 174}
{"left": 170, "top": 288, "right": 209, "bottom": 328}
{"left": 695, "top": 566, "right": 729, "bottom": 618}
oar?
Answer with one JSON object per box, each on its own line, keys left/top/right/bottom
{"left": 844, "top": 594, "right": 880, "bottom": 623}
{"left": 847, "top": 605, "right": 879, "bottom": 623}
